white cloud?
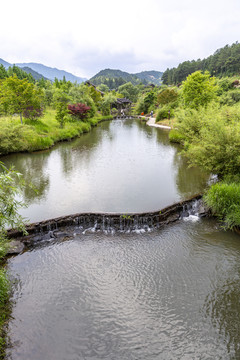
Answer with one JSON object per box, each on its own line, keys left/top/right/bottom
{"left": 1, "top": 0, "right": 240, "bottom": 78}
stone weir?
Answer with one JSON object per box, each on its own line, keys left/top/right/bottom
{"left": 7, "top": 195, "right": 208, "bottom": 255}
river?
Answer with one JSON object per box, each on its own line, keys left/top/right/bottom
{"left": 4, "top": 119, "right": 240, "bottom": 359}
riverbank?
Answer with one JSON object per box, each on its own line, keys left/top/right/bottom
{"left": 146, "top": 116, "right": 171, "bottom": 129}
{"left": 0, "top": 109, "right": 113, "bottom": 156}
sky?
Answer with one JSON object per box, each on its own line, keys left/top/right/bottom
{"left": 1, "top": 0, "right": 240, "bottom": 79}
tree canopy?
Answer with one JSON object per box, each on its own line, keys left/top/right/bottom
{"left": 181, "top": 71, "right": 218, "bottom": 109}
{"left": 0, "top": 75, "right": 43, "bottom": 123}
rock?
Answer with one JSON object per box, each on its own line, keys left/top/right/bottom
{"left": 7, "top": 240, "right": 25, "bottom": 255}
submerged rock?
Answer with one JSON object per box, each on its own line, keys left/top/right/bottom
{"left": 7, "top": 240, "right": 25, "bottom": 255}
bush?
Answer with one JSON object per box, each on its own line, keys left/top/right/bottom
{"left": 156, "top": 106, "right": 174, "bottom": 121}
{"left": 68, "top": 103, "right": 91, "bottom": 120}
{"left": 204, "top": 181, "right": 240, "bottom": 229}
{"left": 176, "top": 104, "right": 240, "bottom": 175}
{"left": 169, "top": 129, "right": 184, "bottom": 144}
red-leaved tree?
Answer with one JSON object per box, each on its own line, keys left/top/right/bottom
{"left": 68, "top": 103, "right": 91, "bottom": 120}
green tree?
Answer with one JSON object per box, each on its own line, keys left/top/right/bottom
{"left": 0, "top": 162, "right": 26, "bottom": 237}
{"left": 157, "top": 88, "right": 178, "bottom": 105}
{"left": 101, "top": 92, "right": 117, "bottom": 115}
{"left": 118, "top": 82, "right": 139, "bottom": 102}
{"left": 53, "top": 89, "right": 72, "bottom": 128}
{"left": 181, "top": 71, "right": 218, "bottom": 109}
{"left": 0, "top": 75, "right": 43, "bottom": 124}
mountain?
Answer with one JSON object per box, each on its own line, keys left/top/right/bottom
{"left": 21, "top": 67, "right": 48, "bottom": 81}
{"left": 0, "top": 58, "right": 11, "bottom": 68}
{"left": 90, "top": 68, "right": 163, "bottom": 89}
{"left": 16, "top": 62, "right": 86, "bottom": 83}
{"left": 134, "top": 70, "right": 163, "bottom": 85}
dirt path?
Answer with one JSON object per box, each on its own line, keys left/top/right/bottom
{"left": 147, "top": 116, "right": 171, "bottom": 129}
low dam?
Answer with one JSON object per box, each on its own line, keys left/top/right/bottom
{"left": 7, "top": 195, "right": 206, "bottom": 253}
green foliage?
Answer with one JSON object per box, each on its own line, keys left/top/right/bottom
{"left": 7, "top": 65, "right": 35, "bottom": 83}
{"left": 157, "top": 88, "right": 178, "bottom": 105}
{"left": 68, "top": 85, "right": 97, "bottom": 118}
{"left": 0, "top": 162, "right": 28, "bottom": 358}
{"left": 101, "top": 92, "right": 117, "bottom": 115}
{"left": 169, "top": 129, "right": 184, "bottom": 144}
{"left": 0, "top": 75, "right": 44, "bottom": 124}
{"left": 219, "top": 89, "right": 240, "bottom": 105}
{"left": 156, "top": 106, "right": 175, "bottom": 121}
{"left": 118, "top": 82, "right": 140, "bottom": 102}
{"left": 90, "top": 69, "right": 144, "bottom": 89}
{"left": 136, "top": 91, "right": 157, "bottom": 114}
{"left": 181, "top": 71, "right": 218, "bottom": 109}
{"left": 204, "top": 180, "right": 240, "bottom": 230}
{"left": 0, "top": 109, "right": 105, "bottom": 155}
{"left": 55, "top": 102, "right": 68, "bottom": 128}
{"left": 162, "top": 42, "right": 240, "bottom": 85}
{"left": 97, "top": 84, "right": 109, "bottom": 92}
{"left": 0, "top": 162, "right": 27, "bottom": 232}
{"left": 176, "top": 104, "right": 240, "bottom": 175}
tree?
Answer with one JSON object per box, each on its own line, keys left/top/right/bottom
{"left": 181, "top": 71, "right": 218, "bottom": 109}
{"left": 0, "top": 162, "right": 26, "bottom": 237}
{"left": 157, "top": 88, "right": 178, "bottom": 105}
{"left": 53, "top": 89, "right": 72, "bottom": 128}
{"left": 118, "top": 82, "right": 139, "bottom": 102}
{"left": 68, "top": 103, "right": 91, "bottom": 120}
{"left": 0, "top": 75, "right": 43, "bottom": 124}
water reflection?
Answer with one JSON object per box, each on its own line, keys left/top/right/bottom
{"left": 0, "top": 119, "right": 209, "bottom": 222}
{"left": 2, "top": 152, "right": 50, "bottom": 202}
{"left": 174, "top": 152, "right": 209, "bottom": 198}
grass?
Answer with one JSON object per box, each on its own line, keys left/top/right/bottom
{"left": 204, "top": 179, "right": 240, "bottom": 230}
{"left": 0, "top": 109, "right": 113, "bottom": 156}
{"left": 0, "top": 235, "right": 11, "bottom": 360}
{"left": 0, "top": 267, "right": 11, "bottom": 360}
{"left": 156, "top": 117, "right": 177, "bottom": 127}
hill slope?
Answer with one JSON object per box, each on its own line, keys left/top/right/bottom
{"left": 90, "top": 68, "right": 162, "bottom": 88}
{"left": 21, "top": 66, "right": 48, "bottom": 81}
{"left": 162, "top": 41, "right": 240, "bottom": 85}
{"left": 16, "top": 62, "right": 86, "bottom": 83}
{"left": 134, "top": 70, "right": 163, "bottom": 85}
{"left": 0, "top": 58, "right": 11, "bottom": 68}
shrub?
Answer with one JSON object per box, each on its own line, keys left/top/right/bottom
{"left": 156, "top": 106, "right": 174, "bottom": 121}
{"left": 169, "top": 129, "right": 184, "bottom": 144}
{"left": 204, "top": 181, "right": 240, "bottom": 229}
{"left": 157, "top": 88, "right": 178, "bottom": 105}
{"left": 68, "top": 103, "right": 91, "bottom": 120}
{"left": 23, "top": 106, "right": 44, "bottom": 120}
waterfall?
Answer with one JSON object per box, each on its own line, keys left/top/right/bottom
{"left": 7, "top": 195, "right": 209, "bottom": 250}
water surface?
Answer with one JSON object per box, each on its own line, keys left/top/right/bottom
{"left": 1, "top": 119, "right": 208, "bottom": 222}
{"left": 7, "top": 219, "right": 240, "bottom": 359}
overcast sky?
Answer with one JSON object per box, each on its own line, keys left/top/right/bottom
{"left": 1, "top": 0, "right": 240, "bottom": 78}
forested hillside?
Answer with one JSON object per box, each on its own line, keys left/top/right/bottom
{"left": 90, "top": 69, "right": 163, "bottom": 88}
{"left": 162, "top": 42, "right": 240, "bottom": 85}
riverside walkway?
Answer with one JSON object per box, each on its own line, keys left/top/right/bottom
{"left": 147, "top": 116, "right": 171, "bottom": 129}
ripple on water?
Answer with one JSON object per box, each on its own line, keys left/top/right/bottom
{"left": 7, "top": 219, "right": 240, "bottom": 360}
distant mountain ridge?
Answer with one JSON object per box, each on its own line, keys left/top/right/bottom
{"left": 0, "top": 58, "right": 162, "bottom": 85}
{"left": 90, "top": 68, "right": 163, "bottom": 88}
{"left": 0, "top": 58, "right": 86, "bottom": 83}
{"left": 16, "top": 62, "right": 86, "bottom": 83}
{"left": 21, "top": 66, "right": 48, "bottom": 81}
